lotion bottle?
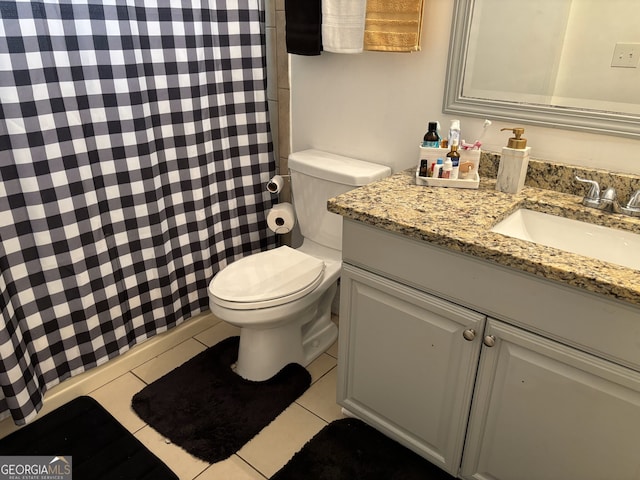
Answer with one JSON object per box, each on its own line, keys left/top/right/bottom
{"left": 495, "top": 127, "right": 530, "bottom": 194}
{"left": 442, "top": 158, "right": 453, "bottom": 179}
{"left": 432, "top": 158, "right": 444, "bottom": 178}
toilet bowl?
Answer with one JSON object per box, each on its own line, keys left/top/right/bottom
{"left": 208, "top": 150, "right": 391, "bottom": 381}
{"left": 209, "top": 242, "right": 341, "bottom": 381}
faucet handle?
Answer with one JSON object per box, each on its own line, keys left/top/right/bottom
{"left": 575, "top": 176, "right": 601, "bottom": 207}
{"left": 621, "top": 190, "right": 640, "bottom": 217}
{"left": 626, "top": 190, "right": 640, "bottom": 208}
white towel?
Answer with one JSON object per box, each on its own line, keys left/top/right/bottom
{"left": 322, "top": 0, "right": 367, "bottom": 54}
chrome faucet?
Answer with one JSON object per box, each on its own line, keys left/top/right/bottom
{"left": 575, "top": 176, "right": 640, "bottom": 216}
{"left": 575, "top": 176, "right": 620, "bottom": 213}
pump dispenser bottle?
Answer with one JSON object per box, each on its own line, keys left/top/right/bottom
{"left": 495, "top": 127, "right": 530, "bottom": 194}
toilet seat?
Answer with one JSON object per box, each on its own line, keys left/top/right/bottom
{"left": 209, "top": 246, "right": 325, "bottom": 310}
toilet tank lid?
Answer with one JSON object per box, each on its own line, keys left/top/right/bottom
{"left": 288, "top": 149, "right": 391, "bottom": 186}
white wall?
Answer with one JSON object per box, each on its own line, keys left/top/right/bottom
{"left": 290, "top": 0, "right": 640, "bottom": 175}
{"left": 554, "top": 0, "right": 640, "bottom": 113}
{"left": 464, "top": 0, "right": 570, "bottom": 103}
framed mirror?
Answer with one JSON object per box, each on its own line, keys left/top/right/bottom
{"left": 443, "top": 0, "right": 640, "bottom": 139}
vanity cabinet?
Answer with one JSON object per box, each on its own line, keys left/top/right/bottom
{"left": 337, "top": 219, "right": 640, "bottom": 479}
{"left": 337, "top": 265, "right": 485, "bottom": 475}
{"left": 461, "top": 319, "right": 640, "bottom": 480}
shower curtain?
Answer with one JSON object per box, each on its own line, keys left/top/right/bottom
{"left": 0, "top": 0, "right": 276, "bottom": 425}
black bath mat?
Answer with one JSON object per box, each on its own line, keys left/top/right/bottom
{"left": 271, "top": 418, "right": 455, "bottom": 480}
{"left": 132, "top": 335, "right": 311, "bottom": 463}
{"left": 0, "top": 395, "right": 178, "bottom": 480}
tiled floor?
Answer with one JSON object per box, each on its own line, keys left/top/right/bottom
{"left": 88, "top": 315, "right": 344, "bottom": 480}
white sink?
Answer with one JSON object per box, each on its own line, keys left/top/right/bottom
{"left": 491, "top": 209, "right": 640, "bottom": 270}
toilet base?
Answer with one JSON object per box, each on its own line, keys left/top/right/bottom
{"left": 234, "top": 283, "right": 338, "bottom": 381}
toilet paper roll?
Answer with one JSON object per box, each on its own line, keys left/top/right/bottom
{"left": 267, "top": 202, "right": 296, "bottom": 234}
{"left": 266, "top": 175, "right": 285, "bottom": 194}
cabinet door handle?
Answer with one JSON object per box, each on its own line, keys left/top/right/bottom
{"left": 483, "top": 335, "right": 496, "bottom": 347}
{"left": 463, "top": 329, "right": 476, "bottom": 341}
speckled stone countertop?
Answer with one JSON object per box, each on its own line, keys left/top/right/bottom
{"left": 328, "top": 168, "right": 640, "bottom": 308}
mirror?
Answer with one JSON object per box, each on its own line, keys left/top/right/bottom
{"left": 444, "top": 0, "right": 640, "bottom": 139}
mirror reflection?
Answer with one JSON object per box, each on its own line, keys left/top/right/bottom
{"left": 444, "top": 0, "right": 640, "bottom": 138}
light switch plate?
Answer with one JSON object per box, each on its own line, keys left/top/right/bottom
{"left": 611, "top": 42, "right": 640, "bottom": 68}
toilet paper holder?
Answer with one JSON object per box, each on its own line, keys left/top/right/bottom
{"left": 266, "top": 174, "right": 290, "bottom": 194}
{"left": 267, "top": 202, "right": 295, "bottom": 234}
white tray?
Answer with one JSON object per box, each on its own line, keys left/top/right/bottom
{"left": 415, "top": 168, "right": 479, "bottom": 189}
{"left": 416, "top": 146, "right": 480, "bottom": 189}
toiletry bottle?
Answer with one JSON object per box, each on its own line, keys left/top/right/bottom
{"left": 495, "top": 127, "right": 530, "bottom": 194}
{"left": 422, "top": 122, "right": 440, "bottom": 148}
{"left": 418, "top": 159, "right": 429, "bottom": 177}
{"left": 432, "top": 158, "right": 444, "bottom": 178}
{"left": 446, "top": 141, "right": 460, "bottom": 180}
{"left": 442, "top": 158, "right": 453, "bottom": 179}
{"left": 448, "top": 119, "right": 460, "bottom": 147}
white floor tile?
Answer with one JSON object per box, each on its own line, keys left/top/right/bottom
{"left": 135, "top": 425, "right": 210, "bottom": 480}
{"left": 90, "top": 373, "right": 148, "bottom": 433}
{"left": 237, "top": 403, "right": 327, "bottom": 478}
{"left": 196, "top": 455, "right": 266, "bottom": 480}
{"left": 306, "top": 352, "right": 337, "bottom": 384}
{"left": 193, "top": 321, "right": 240, "bottom": 347}
{"left": 297, "top": 367, "right": 345, "bottom": 423}
{"left": 131, "top": 338, "right": 207, "bottom": 384}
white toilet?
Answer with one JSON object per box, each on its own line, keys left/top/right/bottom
{"left": 208, "top": 149, "right": 391, "bottom": 381}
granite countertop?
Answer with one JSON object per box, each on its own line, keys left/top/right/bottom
{"left": 328, "top": 169, "right": 640, "bottom": 308}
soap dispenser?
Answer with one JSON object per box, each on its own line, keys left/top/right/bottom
{"left": 495, "top": 127, "right": 530, "bottom": 194}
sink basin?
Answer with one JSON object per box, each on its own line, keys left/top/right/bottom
{"left": 491, "top": 209, "right": 640, "bottom": 270}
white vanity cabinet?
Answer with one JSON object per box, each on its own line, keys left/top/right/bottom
{"left": 337, "top": 264, "right": 485, "bottom": 475}
{"left": 337, "top": 219, "right": 640, "bottom": 479}
{"left": 460, "top": 319, "right": 640, "bottom": 480}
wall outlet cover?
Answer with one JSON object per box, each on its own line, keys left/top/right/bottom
{"left": 611, "top": 42, "right": 640, "bottom": 68}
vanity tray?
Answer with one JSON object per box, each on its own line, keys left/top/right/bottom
{"left": 415, "top": 169, "right": 479, "bottom": 189}
{"left": 416, "top": 146, "right": 480, "bottom": 189}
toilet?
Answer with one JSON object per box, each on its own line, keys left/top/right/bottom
{"left": 208, "top": 149, "right": 391, "bottom": 381}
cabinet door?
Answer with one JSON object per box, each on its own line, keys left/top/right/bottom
{"left": 461, "top": 319, "right": 640, "bottom": 480}
{"left": 337, "top": 265, "right": 485, "bottom": 475}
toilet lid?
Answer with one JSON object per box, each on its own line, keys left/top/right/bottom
{"left": 210, "top": 246, "right": 325, "bottom": 308}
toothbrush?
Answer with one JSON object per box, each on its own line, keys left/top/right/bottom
{"left": 462, "top": 119, "right": 492, "bottom": 150}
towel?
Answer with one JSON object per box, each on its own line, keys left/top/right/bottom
{"left": 364, "top": 0, "right": 425, "bottom": 53}
{"left": 322, "top": 0, "right": 367, "bottom": 54}
{"left": 285, "top": 0, "right": 322, "bottom": 56}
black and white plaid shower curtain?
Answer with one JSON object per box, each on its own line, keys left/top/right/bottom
{"left": 0, "top": 0, "right": 275, "bottom": 425}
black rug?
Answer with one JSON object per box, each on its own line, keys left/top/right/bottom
{"left": 271, "top": 418, "right": 456, "bottom": 480}
{"left": 0, "top": 395, "right": 178, "bottom": 480}
{"left": 132, "top": 335, "right": 311, "bottom": 463}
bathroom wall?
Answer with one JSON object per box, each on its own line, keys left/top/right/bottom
{"left": 554, "top": 0, "right": 640, "bottom": 111}
{"left": 464, "top": 0, "right": 571, "bottom": 104}
{"left": 289, "top": 0, "right": 640, "bottom": 176}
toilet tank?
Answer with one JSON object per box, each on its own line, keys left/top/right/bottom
{"left": 288, "top": 150, "right": 391, "bottom": 251}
